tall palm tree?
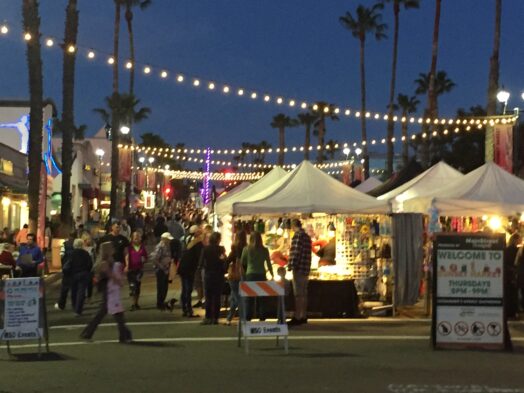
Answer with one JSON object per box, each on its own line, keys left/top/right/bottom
{"left": 109, "top": 0, "right": 122, "bottom": 219}
{"left": 311, "top": 102, "right": 339, "bottom": 164}
{"left": 324, "top": 139, "right": 340, "bottom": 161}
{"left": 122, "top": 0, "right": 152, "bottom": 94}
{"left": 252, "top": 140, "right": 272, "bottom": 165}
{"left": 23, "top": 0, "right": 44, "bottom": 235}
{"left": 382, "top": 0, "right": 420, "bottom": 176}
{"left": 421, "top": 0, "right": 442, "bottom": 167}
{"left": 340, "top": 4, "right": 387, "bottom": 178}
{"left": 94, "top": 93, "right": 150, "bottom": 207}
{"left": 414, "top": 71, "right": 456, "bottom": 114}
{"left": 59, "top": 0, "right": 80, "bottom": 234}
{"left": 270, "top": 114, "right": 298, "bottom": 166}
{"left": 485, "top": 0, "right": 502, "bottom": 162}
{"left": 297, "top": 112, "right": 318, "bottom": 161}
{"left": 94, "top": 93, "right": 151, "bottom": 134}
{"left": 396, "top": 94, "right": 419, "bottom": 166}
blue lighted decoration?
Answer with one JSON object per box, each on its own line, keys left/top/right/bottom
{"left": 44, "top": 119, "right": 61, "bottom": 175}
{"left": 0, "top": 115, "right": 30, "bottom": 153}
{"left": 201, "top": 147, "right": 211, "bottom": 205}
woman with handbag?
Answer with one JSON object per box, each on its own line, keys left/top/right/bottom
{"left": 225, "top": 231, "right": 247, "bottom": 325}
{"left": 241, "top": 232, "right": 274, "bottom": 321}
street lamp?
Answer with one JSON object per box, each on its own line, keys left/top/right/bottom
{"left": 343, "top": 147, "right": 350, "bottom": 160}
{"left": 148, "top": 157, "right": 155, "bottom": 164}
{"left": 120, "top": 125, "right": 130, "bottom": 135}
{"left": 138, "top": 156, "right": 145, "bottom": 164}
{"left": 95, "top": 148, "right": 105, "bottom": 209}
{"left": 355, "top": 147, "right": 363, "bottom": 157}
{"left": 497, "top": 90, "right": 510, "bottom": 114}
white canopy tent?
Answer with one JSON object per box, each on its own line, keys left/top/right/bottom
{"left": 216, "top": 181, "right": 250, "bottom": 200}
{"left": 215, "top": 166, "right": 288, "bottom": 215}
{"left": 403, "top": 161, "right": 524, "bottom": 216}
{"left": 355, "top": 177, "right": 383, "bottom": 193}
{"left": 233, "top": 161, "right": 389, "bottom": 215}
{"left": 377, "top": 161, "right": 464, "bottom": 212}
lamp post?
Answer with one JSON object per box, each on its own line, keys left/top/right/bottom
{"left": 343, "top": 147, "right": 350, "bottom": 161}
{"left": 497, "top": 89, "right": 510, "bottom": 115}
{"left": 95, "top": 148, "right": 105, "bottom": 212}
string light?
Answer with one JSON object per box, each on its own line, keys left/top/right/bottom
{"left": 0, "top": 21, "right": 518, "bottom": 128}
{"left": 144, "top": 66, "right": 151, "bottom": 74}
{"left": 45, "top": 38, "right": 54, "bottom": 47}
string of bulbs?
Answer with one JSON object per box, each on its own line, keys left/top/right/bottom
{"left": 1, "top": 21, "right": 518, "bottom": 127}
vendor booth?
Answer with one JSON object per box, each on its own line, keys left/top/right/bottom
{"left": 227, "top": 161, "right": 392, "bottom": 317}
{"left": 355, "top": 177, "right": 383, "bottom": 193}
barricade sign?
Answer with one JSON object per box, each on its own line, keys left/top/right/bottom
{"left": 238, "top": 280, "right": 288, "bottom": 354}
{"left": 0, "top": 277, "right": 50, "bottom": 357}
{"left": 431, "top": 233, "right": 510, "bottom": 351}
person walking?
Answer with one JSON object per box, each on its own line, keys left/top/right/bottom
{"left": 80, "top": 241, "right": 132, "bottom": 343}
{"left": 82, "top": 232, "right": 97, "bottom": 304}
{"left": 127, "top": 231, "right": 147, "bottom": 311}
{"left": 199, "top": 232, "right": 226, "bottom": 325}
{"left": 177, "top": 227, "right": 204, "bottom": 317}
{"left": 70, "top": 238, "right": 93, "bottom": 316}
{"left": 55, "top": 232, "right": 76, "bottom": 310}
{"left": 152, "top": 232, "right": 174, "bottom": 311}
{"left": 241, "top": 231, "right": 273, "bottom": 321}
{"left": 225, "top": 230, "right": 247, "bottom": 325}
{"left": 287, "top": 219, "right": 312, "bottom": 326}
{"left": 99, "top": 222, "right": 130, "bottom": 268}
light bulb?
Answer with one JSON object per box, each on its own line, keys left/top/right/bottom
{"left": 68, "top": 45, "right": 76, "bottom": 53}
{"left": 125, "top": 61, "right": 133, "bottom": 69}
{"left": 193, "top": 79, "right": 200, "bottom": 86}
{"left": 0, "top": 25, "right": 9, "bottom": 34}
{"left": 161, "top": 71, "right": 168, "bottom": 78}
{"left": 144, "top": 66, "right": 151, "bottom": 74}
{"left": 24, "top": 32, "right": 32, "bottom": 41}
{"left": 176, "top": 75, "right": 184, "bottom": 82}
{"left": 45, "top": 38, "right": 54, "bottom": 47}
{"left": 87, "top": 51, "right": 95, "bottom": 59}
{"left": 107, "top": 57, "right": 115, "bottom": 65}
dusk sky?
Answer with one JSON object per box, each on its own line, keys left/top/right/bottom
{"left": 1, "top": 0, "right": 524, "bottom": 162}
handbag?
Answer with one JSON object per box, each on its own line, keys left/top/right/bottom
{"left": 227, "top": 258, "right": 244, "bottom": 281}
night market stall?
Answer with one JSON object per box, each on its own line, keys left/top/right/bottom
{"left": 230, "top": 161, "right": 391, "bottom": 317}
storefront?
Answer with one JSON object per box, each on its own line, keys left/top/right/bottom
{"left": 0, "top": 143, "right": 29, "bottom": 232}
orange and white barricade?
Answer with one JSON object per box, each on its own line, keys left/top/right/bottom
{"left": 238, "top": 280, "right": 288, "bottom": 354}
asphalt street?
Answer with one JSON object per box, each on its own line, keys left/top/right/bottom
{"left": 1, "top": 271, "right": 524, "bottom": 393}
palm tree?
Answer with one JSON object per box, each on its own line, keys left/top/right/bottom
{"left": 109, "top": 0, "right": 122, "bottom": 219}
{"left": 414, "top": 71, "right": 456, "bottom": 110}
{"left": 311, "top": 102, "right": 339, "bottom": 164}
{"left": 421, "top": 0, "right": 442, "bottom": 167}
{"left": 270, "top": 114, "right": 298, "bottom": 166}
{"left": 382, "top": 0, "right": 420, "bottom": 176}
{"left": 59, "top": 0, "right": 80, "bottom": 235}
{"left": 396, "top": 94, "right": 419, "bottom": 166}
{"left": 94, "top": 93, "right": 151, "bottom": 134}
{"left": 23, "top": 0, "right": 44, "bottom": 235}
{"left": 122, "top": 0, "right": 152, "bottom": 94}
{"left": 297, "top": 112, "right": 318, "bottom": 161}
{"left": 485, "top": 0, "right": 502, "bottom": 162}
{"left": 340, "top": 4, "right": 387, "bottom": 178}
{"left": 324, "top": 139, "right": 340, "bottom": 161}
{"left": 252, "top": 140, "right": 272, "bottom": 165}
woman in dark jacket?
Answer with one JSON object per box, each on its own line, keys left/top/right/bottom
{"left": 177, "top": 229, "right": 204, "bottom": 317}
{"left": 199, "top": 232, "right": 226, "bottom": 325}
{"left": 70, "top": 238, "right": 93, "bottom": 316}
{"left": 225, "top": 230, "right": 247, "bottom": 324}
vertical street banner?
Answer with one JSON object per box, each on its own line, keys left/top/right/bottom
{"left": 37, "top": 164, "right": 47, "bottom": 249}
{"left": 136, "top": 169, "right": 145, "bottom": 190}
{"left": 0, "top": 278, "right": 43, "bottom": 341}
{"left": 118, "top": 149, "right": 132, "bottom": 182}
{"left": 493, "top": 124, "right": 513, "bottom": 173}
{"left": 432, "top": 233, "right": 507, "bottom": 350}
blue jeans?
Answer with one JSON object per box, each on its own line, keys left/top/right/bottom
{"left": 227, "top": 280, "right": 240, "bottom": 321}
{"left": 180, "top": 274, "right": 194, "bottom": 315}
{"left": 245, "top": 273, "right": 266, "bottom": 320}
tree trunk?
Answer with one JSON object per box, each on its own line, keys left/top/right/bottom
{"left": 278, "top": 126, "right": 285, "bottom": 166}
{"left": 125, "top": 4, "right": 135, "bottom": 95}
{"left": 110, "top": 3, "right": 121, "bottom": 220}
{"left": 423, "top": 0, "right": 441, "bottom": 167}
{"left": 304, "top": 123, "right": 311, "bottom": 161}
{"left": 317, "top": 117, "right": 325, "bottom": 164}
{"left": 401, "top": 113, "right": 409, "bottom": 167}
{"left": 359, "top": 36, "right": 369, "bottom": 179}
{"left": 60, "top": 0, "right": 79, "bottom": 236}
{"left": 485, "top": 0, "right": 502, "bottom": 162}
{"left": 386, "top": 0, "right": 400, "bottom": 177}
{"left": 123, "top": 4, "right": 135, "bottom": 217}
{"left": 23, "top": 0, "right": 44, "bottom": 235}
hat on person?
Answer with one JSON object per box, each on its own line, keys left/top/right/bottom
{"left": 161, "top": 232, "right": 174, "bottom": 240}
{"left": 189, "top": 225, "right": 199, "bottom": 234}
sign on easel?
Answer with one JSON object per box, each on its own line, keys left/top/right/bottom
{"left": 432, "top": 233, "right": 510, "bottom": 350}
{"left": 238, "top": 281, "right": 288, "bottom": 354}
{"left": 0, "top": 277, "right": 49, "bottom": 356}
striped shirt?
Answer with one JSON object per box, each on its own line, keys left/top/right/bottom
{"left": 288, "top": 228, "right": 312, "bottom": 276}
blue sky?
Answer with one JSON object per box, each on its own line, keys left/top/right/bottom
{"left": 1, "top": 0, "right": 523, "bottom": 162}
